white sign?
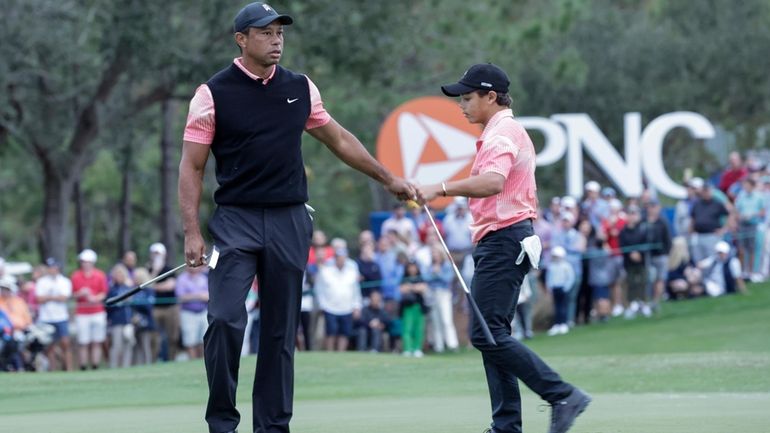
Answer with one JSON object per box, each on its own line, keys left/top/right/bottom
{"left": 521, "top": 112, "right": 715, "bottom": 199}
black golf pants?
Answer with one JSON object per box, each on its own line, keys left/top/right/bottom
{"left": 204, "top": 204, "right": 312, "bottom": 433}
{"left": 471, "top": 221, "right": 574, "bottom": 433}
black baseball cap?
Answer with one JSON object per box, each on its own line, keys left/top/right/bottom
{"left": 441, "top": 63, "right": 510, "bottom": 97}
{"left": 234, "top": 2, "right": 293, "bottom": 33}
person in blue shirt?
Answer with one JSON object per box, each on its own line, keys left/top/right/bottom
{"left": 129, "top": 267, "right": 155, "bottom": 365}
{"left": 734, "top": 178, "right": 765, "bottom": 276}
{"left": 106, "top": 265, "right": 135, "bottom": 368}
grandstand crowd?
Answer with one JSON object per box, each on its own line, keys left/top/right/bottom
{"left": 1, "top": 151, "right": 768, "bottom": 371}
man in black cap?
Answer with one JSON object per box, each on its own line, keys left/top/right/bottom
{"left": 417, "top": 63, "right": 590, "bottom": 433}
{"left": 178, "top": 3, "right": 416, "bottom": 433}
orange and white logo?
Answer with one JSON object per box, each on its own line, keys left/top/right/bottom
{"left": 376, "top": 97, "right": 482, "bottom": 208}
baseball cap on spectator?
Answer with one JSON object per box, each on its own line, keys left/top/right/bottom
{"left": 233, "top": 2, "right": 293, "bottom": 33}
{"left": 601, "top": 187, "right": 616, "bottom": 198}
{"left": 0, "top": 277, "right": 18, "bottom": 294}
{"left": 330, "top": 237, "right": 348, "bottom": 250}
{"left": 441, "top": 63, "right": 510, "bottom": 97}
{"left": 561, "top": 196, "right": 577, "bottom": 209}
{"left": 45, "top": 257, "right": 61, "bottom": 268}
{"left": 551, "top": 246, "right": 566, "bottom": 258}
{"left": 584, "top": 181, "right": 601, "bottom": 193}
{"left": 149, "top": 243, "right": 167, "bottom": 256}
{"left": 688, "top": 177, "right": 705, "bottom": 189}
{"left": 609, "top": 198, "right": 623, "bottom": 211}
{"left": 78, "top": 249, "right": 98, "bottom": 263}
{"left": 715, "top": 241, "right": 731, "bottom": 254}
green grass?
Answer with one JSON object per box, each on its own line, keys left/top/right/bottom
{"left": 2, "top": 284, "right": 770, "bottom": 433}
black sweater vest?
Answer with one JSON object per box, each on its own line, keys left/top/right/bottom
{"left": 207, "top": 64, "right": 311, "bottom": 207}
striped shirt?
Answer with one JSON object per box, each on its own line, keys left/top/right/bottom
{"left": 183, "top": 58, "right": 331, "bottom": 145}
{"left": 469, "top": 109, "right": 538, "bottom": 243}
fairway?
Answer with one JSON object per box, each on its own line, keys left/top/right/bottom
{"left": 2, "top": 284, "right": 769, "bottom": 433}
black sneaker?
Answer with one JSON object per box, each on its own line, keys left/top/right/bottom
{"left": 549, "top": 388, "right": 591, "bottom": 433}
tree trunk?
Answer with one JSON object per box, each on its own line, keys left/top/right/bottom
{"left": 73, "top": 180, "right": 86, "bottom": 253}
{"left": 159, "top": 99, "right": 179, "bottom": 259}
{"left": 118, "top": 144, "right": 133, "bottom": 259}
{"left": 40, "top": 170, "right": 73, "bottom": 264}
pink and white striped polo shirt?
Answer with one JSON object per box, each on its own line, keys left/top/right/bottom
{"left": 183, "top": 58, "right": 331, "bottom": 145}
{"left": 469, "top": 108, "right": 539, "bottom": 243}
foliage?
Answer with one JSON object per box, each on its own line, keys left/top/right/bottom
{"left": 1, "top": 0, "right": 769, "bottom": 262}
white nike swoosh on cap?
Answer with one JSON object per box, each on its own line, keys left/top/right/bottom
{"left": 287, "top": 98, "right": 299, "bottom": 103}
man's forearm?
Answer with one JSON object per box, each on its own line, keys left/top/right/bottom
{"left": 178, "top": 162, "right": 204, "bottom": 235}
{"left": 327, "top": 129, "right": 394, "bottom": 185}
{"left": 444, "top": 173, "right": 504, "bottom": 198}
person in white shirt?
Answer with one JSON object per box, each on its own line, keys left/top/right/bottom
{"left": 314, "top": 248, "right": 362, "bottom": 351}
{"left": 35, "top": 258, "right": 73, "bottom": 371}
{"left": 698, "top": 241, "right": 746, "bottom": 296}
{"left": 380, "top": 202, "right": 419, "bottom": 248}
{"left": 546, "top": 247, "right": 576, "bottom": 336}
{"left": 441, "top": 197, "right": 474, "bottom": 260}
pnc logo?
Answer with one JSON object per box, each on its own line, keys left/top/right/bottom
{"left": 376, "top": 97, "right": 481, "bottom": 208}
{"left": 378, "top": 98, "right": 717, "bottom": 201}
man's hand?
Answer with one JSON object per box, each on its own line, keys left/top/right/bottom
{"left": 416, "top": 183, "right": 443, "bottom": 204}
{"left": 184, "top": 231, "right": 207, "bottom": 267}
{"left": 386, "top": 177, "right": 419, "bottom": 202}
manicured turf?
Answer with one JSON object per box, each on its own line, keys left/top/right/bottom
{"left": 2, "top": 284, "right": 769, "bottom": 432}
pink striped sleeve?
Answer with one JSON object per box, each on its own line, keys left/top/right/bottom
{"left": 478, "top": 136, "right": 515, "bottom": 179}
{"left": 304, "top": 76, "right": 331, "bottom": 130}
{"left": 183, "top": 85, "right": 215, "bottom": 145}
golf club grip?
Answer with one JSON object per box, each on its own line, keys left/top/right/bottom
{"left": 105, "top": 286, "right": 142, "bottom": 306}
{"left": 466, "top": 289, "right": 497, "bottom": 346}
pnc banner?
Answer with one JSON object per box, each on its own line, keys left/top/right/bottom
{"left": 376, "top": 97, "right": 716, "bottom": 206}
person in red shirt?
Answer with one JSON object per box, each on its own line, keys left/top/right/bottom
{"left": 600, "top": 199, "right": 628, "bottom": 316}
{"left": 719, "top": 152, "right": 748, "bottom": 198}
{"left": 71, "top": 249, "right": 108, "bottom": 370}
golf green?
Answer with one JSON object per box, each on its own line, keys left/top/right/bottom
{"left": 2, "top": 284, "right": 768, "bottom": 432}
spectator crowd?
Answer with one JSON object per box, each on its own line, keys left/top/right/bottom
{"left": 1, "top": 151, "right": 768, "bottom": 371}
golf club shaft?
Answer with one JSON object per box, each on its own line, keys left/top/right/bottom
{"left": 423, "top": 204, "right": 496, "bottom": 346}
{"left": 104, "top": 262, "right": 188, "bottom": 306}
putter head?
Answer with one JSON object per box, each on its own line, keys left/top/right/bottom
{"left": 206, "top": 247, "right": 220, "bottom": 270}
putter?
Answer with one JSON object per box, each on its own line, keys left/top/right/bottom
{"left": 105, "top": 249, "right": 218, "bottom": 306}
{"left": 423, "top": 204, "right": 496, "bottom": 346}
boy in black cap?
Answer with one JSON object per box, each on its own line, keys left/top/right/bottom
{"left": 178, "top": 3, "right": 416, "bottom": 433}
{"left": 418, "top": 63, "right": 590, "bottom": 433}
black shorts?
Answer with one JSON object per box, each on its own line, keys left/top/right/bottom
{"left": 324, "top": 312, "right": 353, "bottom": 337}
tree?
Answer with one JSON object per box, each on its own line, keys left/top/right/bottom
{"left": 0, "top": 0, "right": 232, "bottom": 262}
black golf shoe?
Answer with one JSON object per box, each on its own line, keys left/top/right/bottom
{"left": 548, "top": 388, "right": 591, "bottom": 433}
